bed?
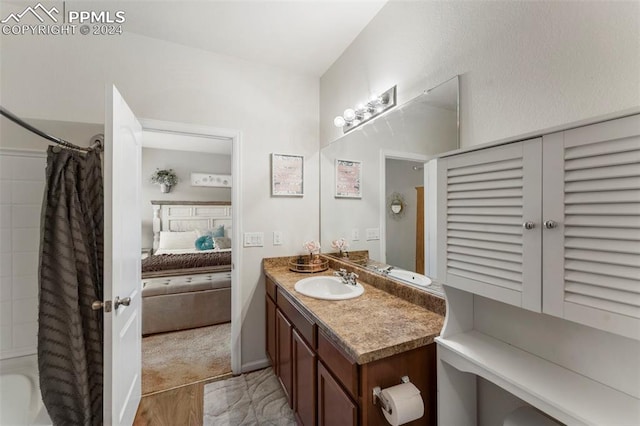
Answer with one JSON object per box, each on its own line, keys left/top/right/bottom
{"left": 141, "top": 201, "right": 232, "bottom": 335}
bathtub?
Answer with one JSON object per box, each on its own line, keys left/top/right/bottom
{"left": 0, "top": 355, "right": 52, "bottom": 426}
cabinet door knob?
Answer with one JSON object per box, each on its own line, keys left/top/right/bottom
{"left": 522, "top": 221, "right": 536, "bottom": 230}
{"left": 544, "top": 220, "right": 558, "bottom": 229}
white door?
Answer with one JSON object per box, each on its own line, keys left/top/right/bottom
{"left": 103, "top": 85, "right": 143, "bottom": 425}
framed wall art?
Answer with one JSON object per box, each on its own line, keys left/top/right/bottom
{"left": 335, "top": 159, "right": 362, "bottom": 198}
{"left": 271, "top": 153, "right": 304, "bottom": 197}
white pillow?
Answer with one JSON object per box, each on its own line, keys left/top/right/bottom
{"left": 157, "top": 230, "right": 198, "bottom": 250}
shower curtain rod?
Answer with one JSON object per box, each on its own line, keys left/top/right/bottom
{"left": 0, "top": 106, "right": 102, "bottom": 152}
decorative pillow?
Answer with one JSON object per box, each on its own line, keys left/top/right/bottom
{"left": 195, "top": 235, "right": 215, "bottom": 251}
{"left": 209, "top": 225, "right": 225, "bottom": 238}
{"left": 158, "top": 230, "right": 199, "bottom": 250}
{"left": 213, "top": 237, "right": 232, "bottom": 249}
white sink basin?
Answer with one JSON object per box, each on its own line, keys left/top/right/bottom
{"left": 294, "top": 276, "right": 364, "bottom": 300}
{"left": 387, "top": 269, "right": 432, "bottom": 287}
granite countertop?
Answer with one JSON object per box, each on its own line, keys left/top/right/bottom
{"left": 264, "top": 261, "right": 445, "bottom": 365}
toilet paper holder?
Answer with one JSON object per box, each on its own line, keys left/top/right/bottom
{"left": 373, "top": 375, "right": 411, "bottom": 415}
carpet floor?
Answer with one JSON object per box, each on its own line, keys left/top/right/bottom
{"left": 142, "top": 323, "right": 232, "bottom": 395}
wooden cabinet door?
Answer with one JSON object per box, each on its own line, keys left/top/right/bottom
{"left": 276, "top": 309, "right": 293, "bottom": 407}
{"left": 436, "top": 139, "right": 543, "bottom": 311}
{"left": 266, "top": 296, "right": 277, "bottom": 368}
{"left": 317, "top": 361, "right": 357, "bottom": 426}
{"left": 542, "top": 114, "right": 640, "bottom": 340}
{"left": 293, "top": 329, "right": 316, "bottom": 426}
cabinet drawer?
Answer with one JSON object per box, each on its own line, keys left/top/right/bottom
{"left": 277, "top": 288, "right": 316, "bottom": 347}
{"left": 317, "top": 329, "right": 358, "bottom": 399}
{"left": 266, "top": 276, "right": 277, "bottom": 301}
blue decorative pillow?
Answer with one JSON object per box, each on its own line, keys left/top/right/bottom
{"left": 195, "top": 235, "right": 215, "bottom": 251}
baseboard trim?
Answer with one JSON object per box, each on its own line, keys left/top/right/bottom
{"left": 241, "top": 358, "right": 271, "bottom": 374}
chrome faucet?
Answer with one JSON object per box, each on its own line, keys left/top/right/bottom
{"left": 334, "top": 268, "right": 359, "bottom": 286}
{"left": 378, "top": 265, "right": 394, "bottom": 275}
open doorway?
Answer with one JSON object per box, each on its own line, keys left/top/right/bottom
{"left": 379, "top": 151, "right": 430, "bottom": 272}
{"left": 136, "top": 119, "right": 241, "bottom": 395}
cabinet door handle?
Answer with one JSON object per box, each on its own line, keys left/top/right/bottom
{"left": 522, "top": 221, "right": 536, "bottom": 230}
{"left": 544, "top": 220, "right": 558, "bottom": 229}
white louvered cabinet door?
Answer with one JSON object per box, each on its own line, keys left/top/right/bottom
{"left": 436, "top": 139, "right": 543, "bottom": 311}
{"left": 542, "top": 114, "right": 640, "bottom": 340}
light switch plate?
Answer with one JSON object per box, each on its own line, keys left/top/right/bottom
{"left": 366, "top": 228, "right": 380, "bottom": 241}
{"left": 351, "top": 228, "right": 360, "bottom": 241}
{"left": 243, "top": 232, "right": 264, "bottom": 247}
{"left": 273, "top": 231, "right": 283, "bottom": 246}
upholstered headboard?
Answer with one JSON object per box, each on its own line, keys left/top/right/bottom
{"left": 151, "top": 201, "right": 232, "bottom": 251}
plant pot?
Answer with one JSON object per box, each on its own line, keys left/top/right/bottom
{"left": 160, "top": 183, "right": 172, "bottom": 193}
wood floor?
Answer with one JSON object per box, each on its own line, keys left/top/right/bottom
{"left": 133, "top": 375, "right": 231, "bottom": 426}
{"left": 133, "top": 382, "right": 203, "bottom": 426}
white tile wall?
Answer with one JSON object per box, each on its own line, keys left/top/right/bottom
{"left": 0, "top": 150, "right": 46, "bottom": 359}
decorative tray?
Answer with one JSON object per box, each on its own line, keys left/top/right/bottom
{"left": 288, "top": 258, "right": 329, "bottom": 273}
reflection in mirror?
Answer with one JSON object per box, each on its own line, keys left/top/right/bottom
{"left": 320, "top": 76, "right": 459, "bottom": 290}
{"left": 389, "top": 193, "right": 405, "bottom": 215}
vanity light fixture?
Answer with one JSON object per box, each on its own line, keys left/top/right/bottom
{"left": 333, "top": 86, "right": 397, "bottom": 134}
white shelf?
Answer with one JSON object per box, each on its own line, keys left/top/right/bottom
{"left": 437, "top": 330, "right": 640, "bottom": 426}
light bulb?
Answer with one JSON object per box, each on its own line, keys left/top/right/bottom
{"left": 355, "top": 103, "right": 365, "bottom": 112}
{"left": 376, "top": 105, "right": 384, "bottom": 113}
{"left": 334, "top": 116, "right": 346, "bottom": 127}
{"left": 343, "top": 108, "right": 356, "bottom": 121}
{"left": 369, "top": 94, "right": 380, "bottom": 104}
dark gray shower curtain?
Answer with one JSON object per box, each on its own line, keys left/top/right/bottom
{"left": 38, "top": 146, "right": 104, "bottom": 426}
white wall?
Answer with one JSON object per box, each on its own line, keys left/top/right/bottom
{"left": 385, "top": 159, "right": 422, "bottom": 271}
{"left": 141, "top": 148, "right": 231, "bottom": 249}
{"left": 0, "top": 150, "right": 46, "bottom": 359}
{"left": 1, "top": 31, "right": 319, "bottom": 369}
{"left": 320, "top": 0, "right": 640, "bottom": 147}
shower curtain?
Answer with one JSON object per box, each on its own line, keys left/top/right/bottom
{"left": 38, "top": 146, "right": 104, "bottom": 426}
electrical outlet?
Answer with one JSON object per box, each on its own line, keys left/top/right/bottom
{"left": 243, "top": 232, "right": 264, "bottom": 247}
{"left": 351, "top": 228, "right": 360, "bottom": 241}
{"left": 366, "top": 228, "right": 380, "bottom": 241}
{"left": 273, "top": 231, "right": 283, "bottom": 246}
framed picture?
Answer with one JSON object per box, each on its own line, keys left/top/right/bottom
{"left": 335, "top": 159, "right": 362, "bottom": 198}
{"left": 271, "top": 153, "right": 304, "bottom": 197}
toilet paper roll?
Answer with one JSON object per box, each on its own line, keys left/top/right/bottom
{"left": 380, "top": 382, "right": 424, "bottom": 426}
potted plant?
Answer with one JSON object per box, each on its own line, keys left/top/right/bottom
{"left": 151, "top": 168, "right": 178, "bottom": 193}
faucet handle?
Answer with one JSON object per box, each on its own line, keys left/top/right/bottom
{"left": 334, "top": 268, "right": 347, "bottom": 277}
{"left": 349, "top": 272, "right": 359, "bottom": 278}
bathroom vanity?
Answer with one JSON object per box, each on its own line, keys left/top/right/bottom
{"left": 263, "top": 256, "right": 445, "bottom": 426}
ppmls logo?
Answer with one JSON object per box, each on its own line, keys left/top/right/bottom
{"left": 1, "top": 2, "right": 125, "bottom": 36}
{"left": 1, "top": 2, "right": 59, "bottom": 23}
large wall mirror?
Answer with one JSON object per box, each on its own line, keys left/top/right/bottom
{"left": 320, "top": 76, "right": 459, "bottom": 286}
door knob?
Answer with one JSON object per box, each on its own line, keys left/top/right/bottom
{"left": 114, "top": 296, "right": 131, "bottom": 309}
{"left": 522, "top": 221, "right": 536, "bottom": 230}
{"left": 91, "top": 300, "right": 112, "bottom": 312}
{"left": 544, "top": 220, "right": 558, "bottom": 229}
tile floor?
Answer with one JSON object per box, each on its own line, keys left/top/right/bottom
{"left": 203, "top": 367, "right": 295, "bottom": 425}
